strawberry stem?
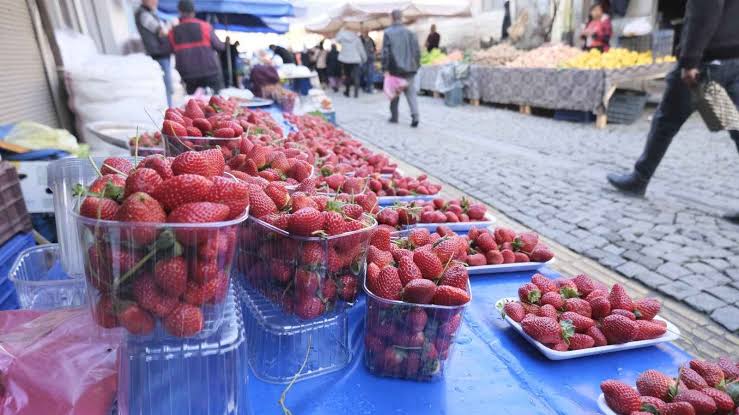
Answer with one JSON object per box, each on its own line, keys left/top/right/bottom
{"left": 88, "top": 156, "right": 103, "bottom": 178}
{"left": 278, "top": 335, "right": 312, "bottom": 415}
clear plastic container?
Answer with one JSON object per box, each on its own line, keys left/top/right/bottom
{"left": 163, "top": 134, "right": 241, "bottom": 158}
{"left": 236, "top": 280, "right": 351, "bottom": 383}
{"left": 237, "top": 213, "right": 376, "bottom": 320}
{"left": 363, "top": 279, "right": 471, "bottom": 381}
{"left": 117, "top": 287, "right": 251, "bottom": 415}
{"left": 8, "top": 244, "right": 86, "bottom": 310}
{"left": 75, "top": 210, "right": 246, "bottom": 340}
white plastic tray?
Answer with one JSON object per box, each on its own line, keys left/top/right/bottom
{"left": 403, "top": 214, "right": 496, "bottom": 232}
{"left": 239, "top": 98, "right": 274, "bottom": 108}
{"left": 467, "top": 258, "right": 555, "bottom": 276}
{"left": 495, "top": 297, "right": 680, "bottom": 360}
{"left": 597, "top": 393, "right": 618, "bottom": 415}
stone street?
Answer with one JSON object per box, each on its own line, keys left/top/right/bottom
{"left": 332, "top": 92, "right": 739, "bottom": 332}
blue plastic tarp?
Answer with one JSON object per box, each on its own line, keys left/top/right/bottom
{"left": 247, "top": 267, "right": 692, "bottom": 415}
{"left": 157, "top": 9, "right": 289, "bottom": 33}
{"left": 158, "top": 0, "right": 294, "bottom": 17}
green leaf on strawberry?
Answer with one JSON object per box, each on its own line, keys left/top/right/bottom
{"left": 640, "top": 403, "right": 659, "bottom": 415}
{"left": 560, "top": 286, "right": 579, "bottom": 299}
{"left": 725, "top": 381, "right": 739, "bottom": 406}
{"left": 560, "top": 319, "right": 575, "bottom": 345}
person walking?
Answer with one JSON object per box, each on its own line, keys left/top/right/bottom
{"left": 425, "top": 24, "right": 440, "bottom": 52}
{"left": 360, "top": 30, "right": 377, "bottom": 93}
{"left": 134, "top": 0, "right": 172, "bottom": 106}
{"left": 168, "top": 0, "right": 225, "bottom": 94}
{"left": 314, "top": 40, "right": 329, "bottom": 87}
{"left": 382, "top": 9, "right": 421, "bottom": 127}
{"left": 607, "top": 0, "right": 739, "bottom": 223}
{"left": 336, "top": 29, "right": 366, "bottom": 98}
{"left": 326, "top": 43, "right": 342, "bottom": 92}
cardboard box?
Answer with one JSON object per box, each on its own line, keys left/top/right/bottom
{"left": 11, "top": 161, "right": 53, "bottom": 213}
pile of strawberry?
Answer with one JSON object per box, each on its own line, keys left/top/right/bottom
{"left": 363, "top": 227, "right": 471, "bottom": 380}
{"left": 365, "top": 172, "right": 442, "bottom": 197}
{"left": 226, "top": 139, "right": 314, "bottom": 187}
{"left": 376, "top": 198, "right": 489, "bottom": 228}
{"left": 503, "top": 274, "right": 667, "bottom": 351}
{"left": 77, "top": 151, "right": 249, "bottom": 337}
{"left": 461, "top": 226, "right": 554, "bottom": 266}
{"left": 129, "top": 131, "right": 162, "bottom": 149}
{"left": 237, "top": 184, "right": 377, "bottom": 319}
{"left": 601, "top": 357, "right": 738, "bottom": 415}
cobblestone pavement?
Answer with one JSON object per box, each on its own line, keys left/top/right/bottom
{"left": 333, "top": 92, "right": 739, "bottom": 332}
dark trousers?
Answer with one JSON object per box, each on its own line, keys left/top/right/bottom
{"left": 361, "top": 57, "right": 375, "bottom": 92}
{"left": 634, "top": 59, "right": 739, "bottom": 179}
{"left": 342, "top": 63, "right": 360, "bottom": 97}
{"left": 184, "top": 74, "right": 224, "bottom": 95}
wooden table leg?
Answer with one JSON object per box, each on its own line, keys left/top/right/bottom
{"left": 596, "top": 113, "right": 608, "bottom": 128}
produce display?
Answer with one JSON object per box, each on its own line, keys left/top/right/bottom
{"left": 376, "top": 198, "right": 489, "bottom": 229}
{"left": 506, "top": 44, "right": 584, "bottom": 69}
{"left": 501, "top": 275, "right": 670, "bottom": 352}
{"left": 128, "top": 131, "right": 163, "bottom": 156}
{"left": 472, "top": 43, "right": 524, "bottom": 66}
{"left": 364, "top": 220, "right": 471, "bottom": 380}
{"left": 562, "top": 48, "right": 676, "bottom": 70}
{"left": 319, "top": 172, "right": 441, "bottom": 197}
{"left": 600, "top": 357, "right": 738, "bottom": 415}
{"left": 262, "top": 84, "right": 298, "bottom": 113}
{"left": 421, "top": 48, "right": 448, "bottom": 66}
{"left": 75, "top": 152, "right": 248, "bottom": 338}
{"left": 461, "top": 226, "right": 554, "bottom": 266}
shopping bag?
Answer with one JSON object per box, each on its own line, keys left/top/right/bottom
{"left": 694, "top": 80, "right": 739, "bottom": 132}
{"left": 383, "top": 74, "right": 408, "bottom": 100}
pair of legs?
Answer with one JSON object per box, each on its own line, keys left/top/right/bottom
{"left": 183, "top": 73, "right": 224, "bottom": 95}
{"left": 608, "top": 58, "right": 739, "bottom": 221}
{"left": 389, "top": 74, "right": 419, "bottom": 127}
{"left": 156, "top": 57, "right": 173, "bottom": 107}
{"left": 361, "top": 58, "right": 375, "bottom": 93}
{"left": 342, "top": 63, "right": 360, "bottom": 97}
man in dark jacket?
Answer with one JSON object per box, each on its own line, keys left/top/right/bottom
{"left": 607, "top": 0, "right": 739, "bottom": 223}
{"left": 135, "top": 0, "right": 172, "bottom": 106}
{"left": 382, "top": 9, "right": 421, "bottom": 127}
{"left": 269, "top": 44, "right": 295, "bottom": 64}
{"left": 168, "top": 0, "right": 225, "bottom": 94}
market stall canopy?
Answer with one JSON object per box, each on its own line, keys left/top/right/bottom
{"left": 157, "top": 9, "right": 290, "bottom": 33}
{"left": 158, "top": 0, "right": 295, "bottom": 17}
{"left": 304, "top": 1, "right": 471, "bottom": 36}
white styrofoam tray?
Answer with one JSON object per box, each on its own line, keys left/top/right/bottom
{"left": 467, "top": 258, "right": 555, "bottom": 276}
{"left": 597, "top": 393, "right": 619, "bottom": 415}
{"left": 403, "top": 214, "right": 496, "bottom": 232}
{"left": 495, "top": 297, "right": 680, "bottom": 360}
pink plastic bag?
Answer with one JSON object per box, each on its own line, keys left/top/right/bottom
{"left": 0, "top": 308, "right": 122, "bottom": 415}
{"left": 383, "top": 74, "right": 408, "bottom": 99}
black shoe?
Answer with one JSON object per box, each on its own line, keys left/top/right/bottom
{"left": 723, "top": 210, "right": 739, "bottom": 224}
{"left": 411, "top": 119, "right": 419, "bottom": 128}
{"left": 388, "top": 117, "right": 398, "bottom": 124}
{"left": 606, "top": 172, "right": 649, "bottom": 196}
{"left": 343, "top": 91, "right": 350, "bottom": 97}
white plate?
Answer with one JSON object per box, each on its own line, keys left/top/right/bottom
{"left": 495, "top": 297, "right": 681, "bottom": 360}
{"left": 239, "top": 98, "right": 274, "bottom": 108}
{"left": 403, "top": 215, "right": 496, "bottom": 232}
{"left": 86, "top": 121, "right": 153, "bottom": 149}
{"left": 467, "top": 258, "right": 555, "bottom": 275}
{"left": 597, "top": 394, "right": 618, "bottom": 415}
{"left": 377, "top": 195, "right": 438, "bottom": 206}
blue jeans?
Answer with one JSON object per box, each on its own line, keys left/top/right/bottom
{"left": 157, "top": 57, "right": 173, "bottom": 107}
{"left": 634, "top": 59, "right": 739, "bottom": 179}
{"left": 361, "top": 57, "right": 375, "bottom": 92}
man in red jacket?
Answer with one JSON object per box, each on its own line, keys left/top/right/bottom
{"left": 168, "top": 0, "right": 225, "bottom": 94}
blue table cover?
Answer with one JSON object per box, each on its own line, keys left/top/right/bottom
{"left": 247, "top": 267, "right": 692, "bottom": 415}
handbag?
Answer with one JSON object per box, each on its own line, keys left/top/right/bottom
{"left": 693, "top": 69, "right": 739, "bottom": 132}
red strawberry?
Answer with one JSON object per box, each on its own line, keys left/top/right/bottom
{"left": 100, "top": 157, "right": 133, "bottom": 176}
{"left": 564, "top": 298, "right": 592, "bottom": 317}
{"left": 612, "top": 309, "right": 637, "bottom": 320}
{"left": 262, "top": 182, "right": 289, "bottom": 210}
{"left": 561, "top": 311, "right": 595, "bottom": 332}
{"left": 700, "top": 387, "right": 734, "bottom": 413}
{"left": 637, "top": 369, "right": 676, "bottom": 401}
{"left": 500, "top": 249, "right": 516, "bottom": 263}
{"left": 503, "top": 301, "right": 526, "bottom": 322}
{"left": 585, "top": 289, "right": 608, "bottom": 301}
{"left": 185, "top": 126, "right": 202, "bottom": 137}
{"left": 248, "top": 184, "right": 277, "bottom": 218}
{"left": 213, "top": 127, "right": 235, "bottom": 138}
{"left": 397, "top": 256, "right": 423, "bottom": 286}
{"left": 168, "top": 202, "right": 230, "bottom": 223}
{"left": 171, "top": 149, "right": 225, "bottom": 177}
{"left": 80, "top": 196, "right": 119, "bottom": 220}
{"left": 366, "top": 262, "right": 381, "bottom": 285}
{"left": 521, "top": 302, "right": 540, "bottom": 315}
{"left": 154, "top": 256, "right": 188, "bottom": 297}
{"left": 587, "top": 326, "right": 607, "bottom": 347}
{"left": 537, "top": 304, "right": 559, "bottom": 320}
{"left": 368, "top": 245, "right": 394, "bottom": 268}
{"left": 183, "top": 280, "right": 218, "bottom": 305}
{"left": 433, "top": 238, "right": 460, "bottom": 263}
{"left": 290, "top": 160, "right": 313, "bottom": 182}
{"left": 633, "top": 298, "right": 661, "bottom": 320}
{"left": 139, "top": 155, "right": 173, "bottom": 180}
{"left": 162, "top": 120, "right": 187, "bottom": 137}
{"left": 402, "top": 279, "right": 437, "bottom": 304}
{"left": 93, "top": 295, "right": 119, "bottom": 328}
{"left": 609, "top": 284, "right": 634, "bottom": 311}
{"left": 118, "top": 304, "right": 155, "bottom": 335}
{"left": 485, "top": 250, "right": 504, "bottom": 264}
{"left": 717, "top": 356, "right": 739, "bottom": 381}
{"left": 640, "top": 396, "right": 667, "bottom": 414}
{"left": 635, "top": 319, "right": 667, "bottom": 340}
{"left": 531, "top": 273, "right": 558, "bottom": 294}
{"left": 518, "top": 283, "right": 541, "bottom": 304}
{"left": 513, "top": 232, "right": 538, "bottom": 253}
{"left": 551, "top": 342, "right": 569, "bottom": 352}
{"left": 521, "top": 316, "right": 567, "bottom": 344}
{"left": 322, "top": 211, "right": 346, "bottom": 235}
{"left": 261, "top": 212, "right": 289, "bottom": 230}
{"left": 132, "top": 274, "right": 178, "bottom": 317}
{"left": 589, "top": 296, "right": 611, "bottom": 319}
{"left": 368, "top": 266, "right": 403, "bottom": 301}
{"left": 89, "top": 174, "right": 126, "bottom": 198}
{"left": 689, "top": 360, "right": 725, "bottom": 387}
{"left": 475, "top": 232, "right": 497, "bottom": 252}
{"left": 540, "top": 291, "right": 564, "bottom": 309}
{"left": 493, "top": 227, "right": 516, "bottom": 244}
{"left": 164, "top": 303, "right": 204, "bottom": 337}
{"left": 466, "top": 203, "right": 486, "bottom": 220}
{"left": 376, "top": 209, "right": 399, "bottom": 227}
{"left": 662, "top": 402, "right": 697, "bottom": 415}
{"left": 192, "top": 118, "right": 212, "bottom": 134}
{"left": 530, "top": 245, "right": 554, "bottom": 262}
{"left": 370, "top": 225, "right": 393, "bottom": 251}
{"left": 153, "top": 174, "right": 212, "bottom": 211}
{"left": 601, "top": 380, "right": 642, "bottom": 415}
{"left": 207, "top": 176, "right": 250, "bottom": 220}
{"left": 568, "top": 333, "right": 594, "bottom": 350}
{"left": 406, "top": 308, "right": 428, "bottom": 332}
{"left": 467, "top": 253, "right": 486, "bottom": 266}
{"left": 431, "top": 285, "right": 470, "bottom": 306}
{"left": 572, "top": 274, "right": 595, "bottom": 296}
{"left": 680, "top": 366, "right": 709, "bottom": 390}
{"left": 115, "top": 192, "right": 166, "bottom": 244}
{"left": 408, "top": 228, "right": 431, "bottom": 247}
{"left": 673, "top": 390, "right": 717, "bottom": 415}
{"left": 602, "top": 314, "right": 639, "bottom": 344}
{"left": 184, "top": 99, "right": 205, "bottom": 119}
{"left": 514, "top": 252, "right": 530, "bottom": 262}
{"left": 124, "top": 167, "right": 163, "bottom": 198}
{"left": 439, "top": 264, "right": 469, "bottom": 290}
{"left": 287, "top": 207, "right": 324, "bottom": 236}
{"left": 336, "top": 274, "right": 358, "bottom": 301}
{"left": 413, "top": 250, "right": 444, "bottom": 280}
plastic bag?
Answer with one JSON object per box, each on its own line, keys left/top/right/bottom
{"left": 383, "top": 74, "right": 408, "bottom": 100}
{"left": 0, "top": 308, "right": 122, "bottom": 415}
{"left": 3, "top": 122, "right": 80, "bottom": 154}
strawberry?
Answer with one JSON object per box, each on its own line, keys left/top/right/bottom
{"left": 689, "top": 360, "right": 725, "bottom": 388}
{"left": 368, "top": 266, "right": 403, "bottom": 301}
{"left": 568, "top": 333, "right": 594, "bottom": 350}
{"left": 436, "top": 225, "right": 455, "bottom": 236}
{"left": 585, "top": 289, "right": 608, "bottom": 301}
{"left": 295, "top": 269, "right": 320, "bottom": 297}
{"left": 439, "top": 264, "right": 469, "bottom": 290}
{"left": 248, "top": 184, "right": 277, "bottom": 218}
{"left": 561, "top": 311, "right": 595, "bottom": 332}
{"left": 572, "top": 274, "right": 595, "bottom": 296}
{"left": 485, "top": 250, "right": 504, "bottom": 265}
{"left": 366, "top": 262, "right": 381, "bottom": 285}
{"left": 531, "top": 274, "right": 558, "bottom": 293}
{"left": 370, "top": 225, "right": 393, "bottom": 251}
{"left": 290, "top": 195, "right": 319, "bottom": 212}
{"left": 700, "top": 387, "right": 734, "bottom": 412}
{"left": 154, "top": 256, "right": 188, "bottom": 297}
{"left": 207, "top": 176, "right": 250, "bottom": 220}
{"left": 635, "top": 320, "right": 667, "bottom": 340}
{"left": 322, "top": 211, "right": 346, "bottom": 235}
{"left": 673, "top": 390, "right": 717, "bottom": 415}
{"left": 118, "top": 304, "right": 155, "bottom": 335}
{"left": 290, "top": 160, "right": 313, "bottom": 182}
{"left": 521, "top": 316, "right": 567, "bottom": 344}
{"left": 640, "top": 396, "right": 667, "bottom": 414}
{"left": 564, "top": 298, "right": 592, "bottom": 317}
{"left": 609, "top": 284, "right": 634, "bottom": 311}
{"left": 637, "top": 369, "right": 676, "bottom": 401}
{"left": 537, "top": 304, "right": 559, "bottom": 320}
{"left": 80, "top": 196, "right": 119, "bottom": 220}
{"left": 431, "top": 285, "right": 470, "bottom": 306}
{"left": 633, "top": 298, "right": 661, "bottom": 320}
{"left": 164, "top": 303, "right": 204, "bottom": 337}
{"left": 336, "top": 274, "right": 358, "bottom": 301}
{"left": 601, "top": 380, "right": 642, "bottom": 415}
{"left": 192, "top": 118, "right": 212, "bottom": 134}
{"left": 263, "top": 182, "right": 289, "bottom": 210}
{"left": 433, "top": 238, "right": 460, "bottom": 263}
{"left": 467, "top": 253, "right": 487, "bottom": 266}
{"left": 168, "top": 202, "right": 230, "bottom": 223}
{"left": 368, "top": 245, "right": 394, "bottom": 268}
{"left": 341, "top": 203, "right": 364, "bottom": 220}
{"left": 183, "top": 280, "right": 218, "bottom": 305}
{"left": 518, "top": 283, "right": 541, "bottom": 304}
{"left": 587, "top": 326, "right": 607, "bottom": 347}
{"left": 171, "top": 149, "right": 225, "bottom": 177}
{"left": 551, "top": 342, "right": 569, "bottom": 352}
{"left": 139, "top": 155, "right": 173, "bottom": 180}
{"left": 124, "top": 167, "right": 163, "bottom": 198}
{"left": 185, "top": 126, "right": 202, "bottom": 137}
{"left": 162, "top": 120, "right": 188, "bottom": 137}
{"left": 153, "top": 174, "right": 212, "bottom": 211}
{"left": 262, "top": 212, "right": 289, "bottom": 230}
{"left": 397, "top": 256, "right": 423, "bottom": 286}
{"left": 408, "top": 228, "right": 431, "bottom": 247}
{"left": 287, "top": 207, "right": 324, "bottom": 236}
{"left": 717, "top": 356, "right": 739, "bottom": 381}
{"left": 475, "top": 232, "right": 497, "bottom": 252}
{"left": 93, "top": 295, "right": 119, "bottom": 328}
{"left": 662, "top": 402, "right": 697, "bottom": 415}
{"left": 503, "top": 301, "right": 526, "bottom": 322}
{"left": 500, "top": 249, "right": 516, "bottom": 263}
{"left": 413, "top": 250, "right": 444, "bottom": 280}
{"left": 589, "top": 296, "right": 611, "bottom": 319}
{"left": 115, "top": 192, "right": 166, "bottom": 244}
{"left": 530, "top": 245, "right": 554, "bottom": 262}
{"left": 213, "top": 127, "right": 235, "bottom": 138}
{"left": 514, "top": 252, "right": 530, "bottom": 262}
{"left": 612, "top": 309, "right": 637, "bottom": 320}
{"left": 402, "top": 279, "right": 437, "bottom": 304}
{"left": 89, "top": 174, "right": 126, "bottom": 198}
{"left": 406, "top": 308, "right": 428, "bottom": 332}
{"left": 493, "top": 227, "right": 516, "bottom": 244}
{"left": 602, "top": 314, "right": 639, "bottom": 344}
{"left": 680, "top": 366, "right": 709, "bottom": 390}
{"left": 513, "top": 232, "right": 538, "bottom": 253}
{"left": 184, "top": 99, "right": 205, "bottom": 119}
{"left": 540, "top": 291, "right": 564, "bottom": 309}
{"left": 132, "top": 274, "right": 178, "bottom": 317}
{"left": 100, "top": 157, "right": 133, "bottom": 176}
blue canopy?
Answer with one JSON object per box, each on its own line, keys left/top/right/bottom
{"left": 158, "top": 0, "right": 294, "bottom": 17}
{"left": 158, "top": 10, "right": 289, "bottom": 34}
